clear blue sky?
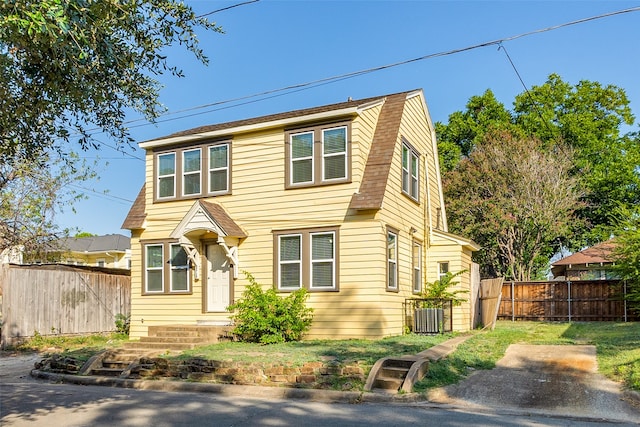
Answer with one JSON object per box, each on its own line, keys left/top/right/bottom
{"left": 58, "top": 0, "right": 640, "bottom": 236}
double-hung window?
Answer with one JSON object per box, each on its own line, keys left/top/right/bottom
{"left": 209, "top": 144, "right": 229, "bottom": 193}
{"left": 387, "top": 230, "right": 398, "bottom": 291}
{"left": 155, "top": 141, "right": 230, "bottom": 201}
{"left": 402, "top": 142, "right": 420, "bottom": 201}
{"left": 413, "top": 241, "right": 422, "bottom": 293}
{"left": 158, "top": 153, "right": 176, "bottom": 199}
{"left": 275, "top": 228, "right": 339, "bottom": 291}
{"left": 286, "top": 123, "right": 350, "bottom": 188}
{"left": 143, "top": 242, "right": 191, "bottom": 294}
{"left": 182, "top": 149, "right": 201, "bottom": 196}
{"left": 439, "top": 262, "right": 450, "bottom": 281}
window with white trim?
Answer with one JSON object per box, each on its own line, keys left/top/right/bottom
{"left": 402, "top": 142, "right": 419, "bottom": 201}
{"left": 182, "top": 149, "right": 201, "bottom": 196}
{"left": 439, "top": 262, "right": 450, "bottom": 281}
{"left": 143, "top": 242, "right": 191, "bottom": 294}
{"left": 286, "top": 123, "right": 350, "bottom": 188}
{"left": 275, "top": 228, "right": 339, "bottom": 291}
{"left": 387, "top": 230, "right": 398, "bottom": 291}
{"left": 413, "top": 241, "right": 422, "bottom": 293}
{"left": 209, "top": 144, "right": 229, "bottom": 193}
{"left": 157, "top": 153, "right": 176, "bottom": 199}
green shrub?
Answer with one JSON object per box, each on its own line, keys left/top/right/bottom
{"left": 115, "top": 313, "right": 130, "bottom": 335}
{"left": 227, "top": 272, "right": 313, "bottom": 344}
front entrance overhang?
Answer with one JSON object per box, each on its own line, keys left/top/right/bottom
{"left": 170, "top": 200, "right": 247, "bottom": 279}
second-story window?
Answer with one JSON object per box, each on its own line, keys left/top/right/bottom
{"left": 286, "top": 122, "right": 350, "bottom": 188}
{"left": 158, "top": 153, "right": 176, "bottom": 199}
{"left": 154, "top": 141, "right": 230, "bottom": 202}
{"left": 402, "top": 142, "right": 420, "bottom": 202}
{"left": 183, "top": 149, "right": 201, "bottom": 196}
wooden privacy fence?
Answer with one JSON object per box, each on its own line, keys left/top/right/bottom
{"left": 498, "top": 280, "right": 639, "bottom": 322}
{"left": 1, "top": 264, "right": 131, "bottom": 347}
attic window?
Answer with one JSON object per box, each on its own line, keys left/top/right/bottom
{"left": 285, "top": 122, "right": 351, "bottom": 189}
{"left": 402, "top": 142, "right": 420, "bottom": 202}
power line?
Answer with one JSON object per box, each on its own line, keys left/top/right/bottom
{"left": 111, "top": 6, "right": 640, "bottom": 132}
{"left": 196, "top": 0, "right": 260, "bottom": 18}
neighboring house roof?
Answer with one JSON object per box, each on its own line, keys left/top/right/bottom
{"left": 121, "top": 184, "right": 147, "bottom": 230}
{"left": 552, "top": 240, "right": 617, "bottom": 267}
{"left": 59, "top": 234, "right": 131, "bottom": 253}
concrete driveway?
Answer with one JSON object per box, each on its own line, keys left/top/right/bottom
{"left": 428, "top": 344, "right": 640, "bottom": 423}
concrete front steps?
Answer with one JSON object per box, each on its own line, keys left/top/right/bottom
{"left": 80, "top": 325, "right": 234, "bottom": 378}
{"left": 364, "top": 335, "right": 471, "bottom": 394}
{"left": 123, "top": 325, "right": 234, "bottom": 352}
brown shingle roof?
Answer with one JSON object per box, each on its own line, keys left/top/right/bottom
{"left": 121, "top": 185, "right": 146, "bottom": 230}
{"left": 552, "top": 240, "right": 617, "bottom": 266}
{"left": 145, "top": 94, "right": 395, "bottom": 143}
{"left": 349, "top": 92, "right": 408, "bottom": 210}
{"left": 199, "top": 201, "right": 247, "bottom": 238}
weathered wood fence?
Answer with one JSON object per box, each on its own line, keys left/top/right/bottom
{"left": 497, "top": 280, "right": 639, "bottom": 322}
{"left": 1, "top": 264, "right": 131, "bottom": 347}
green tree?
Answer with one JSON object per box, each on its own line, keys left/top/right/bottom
{"left": 0, "top": 0, "right": 221, "bottom": 162}
{"left": 444, "top": 132, "right": 582, "bottom": 280}
{"left": 438, "top": 74, "right": 640, "bottom": 249}
{"left": 611, "top": 208, "right": 640, "bottom": 312}
{"left": 0, "top": 153, "right": 96, "bottom": 259}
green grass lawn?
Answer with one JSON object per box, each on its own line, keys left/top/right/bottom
{"left": 9, "top": 321, "right": 640, "bottom": 392}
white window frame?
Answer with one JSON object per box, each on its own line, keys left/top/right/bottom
{"left": 310, "top": 231, "right": 336, "bottom": 290}
{"left": 182, "top": 148, "right": 202, "bottom": 196}
{"left": 208, "top": 143, "right": 229, "bottom": 194}
{"left": 413, "top": 241, "right": 422, "bottom": 293}
{"left": 439, "top": 262, "right": 450, "bottom": 281}
{"left": 402, "top": 143, "right": 420, "bottom": 201}
{"left": 321, "top": 126, "right": 348, "bottom": 182}
{"left": 169, "top": 243, "right": 190, "bottom": 292}
{"left": 145, "top": 244, "right": 164, "bottom": 293}
{"left": 278, "top": 234, "right": 303, "bottom": 290}
{"left": 290, "top": 131, "right": 314, "bottom": 186}
{"left": 96, "top": 258, "right": 106, "bottom": 268}
{"left": 157, "top": 152, "right": 176, "bottom": 199}
{"left": 387, "top": 230, "right": 398, "bottom": 291}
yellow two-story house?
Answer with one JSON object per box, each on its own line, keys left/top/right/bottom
{"left": 122, "top": 89, "right": 479, "bottom": 340}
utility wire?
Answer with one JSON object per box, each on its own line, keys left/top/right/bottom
{"left": 196, "top": 0, "right": 260, "bottom": 18}
{"left": 109, "top": 6, "right": 640, "bottom": 132}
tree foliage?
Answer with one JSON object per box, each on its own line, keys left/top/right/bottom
{"left": 444, "top": 132, "right": 582, "bottom": 280}
{"left": 421, "top": 270, "right": 468, "bottom": 307}
{"left": 0, "top": 152, "right": 96, "bottom": 258}
{"left": 0, "top": 0, "right": 221, "bottom": 162}
{"left": 437, "top": 74, "right": 640, "bottom": 248}
{"left": 610, "top": 208, "right": 640, "bottom": 312}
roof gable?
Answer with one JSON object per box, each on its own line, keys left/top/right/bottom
{"left": 552, "top": 240, "right": 617, "bottom": 266}
{"left": 170, "top": 200, "right": 246, "bottom": 240}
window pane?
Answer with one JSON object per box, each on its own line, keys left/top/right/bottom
{"left": 312, "top": 262, "right": 333, "bottom": 288}
{"left": 402, "top": 146, "right": 408, "bottom": 168}
{"left": 183, "top": 150, "right": 200, "bottom": 173}
{"left": 147, "top": 270, "right": 163, "bottom": 292}
{"left": 209, "top": 145, "right": 228, "bottom": 168}
{"left": 159, "top": 176, "right": 174, "bottom": 198}
{"left": 210, "top": 169, "right": 227, "bottom": 192}
{"left": 291, "top": 132, "right": 313, "bottom": 158}
{"left": 171, "top": 270, "right": 188, "bottom": 291}
{"left": 323, "top": 127, "right": 346, "bottom": 154}
{"left": 158, "top": 153, "right": 175, "bottom": 175}
{"left": 281, "top": 264, "right": 301, "bottom": 289}
{"left": 402, "top": 169, "right": 409, "bottom": 193}
{"left": 147, "top": 245, "right": 163, "bottom": 268}
{"left": 324, "top": 154, "right": 346, "bottom": 180}
{"left": 387, "top": 233, "right": 397, "bottom": 261}
{"left": 411, "top": 175, "right": 418, "bottom": 198}
{"left": 292, "top": 159, "right": 312, "bottom": 183}
{"left": 170, "top": 245, "right": 188, "bottom": 267}
{"left": 388, "top": 262, "right": 397, "bottom": 289}
{"left": 312, "top": 233, "right": 333, "bottom": 259}
{"left": 184, "top": 173, "right": 200, "bottom": 195}
{"left": 280, "top": 235, "right": 301, "bottom": 261}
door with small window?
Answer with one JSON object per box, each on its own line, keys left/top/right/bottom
{"left": 206, "top": 244, "right": 230, "bottom": 312}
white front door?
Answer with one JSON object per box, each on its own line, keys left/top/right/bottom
{"left": 206, "top": 244, "right": 230, "bottom": 312}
